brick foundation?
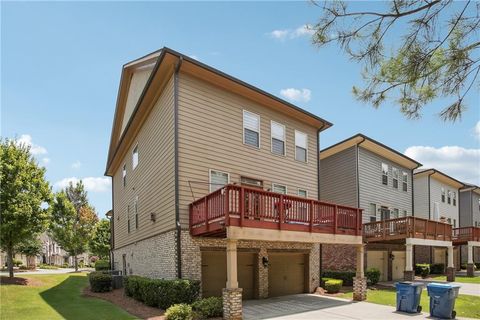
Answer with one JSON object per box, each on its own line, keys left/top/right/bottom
{"left": 404, "top": 270, "right": 415, "bottom": 281}
{"left": 414, "top": 245, "right": 431, "bottom": 264}
{"left": 467, "top": 263, "right": 475, "bottom": 277}
{"left": 322, "top": 244, "right": 356, "bottom": 271}
{"left": 446, "top": 267, "right": 455, "bottom": 282}
{"left": 353, "top": 277, "right": 367, "bottom": 301}
{"left": 223, "top": 288, "right": 243, "bottom": 320}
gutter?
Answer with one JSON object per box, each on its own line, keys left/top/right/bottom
{"left": 174, "top": 56, "right": 183, "bottom": 279}
{"left": 316, "top": 123, "right": 326, "bottom": 280}
{"left": 427, "top": 171, "right": 435, "bottom": 220}
{"left": 355, "top": 137, "right": 366, "bottom": 208}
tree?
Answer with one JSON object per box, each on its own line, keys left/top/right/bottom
{"left": 89, "top": 219, "right": 111, "bottom": 260}
{"left": 0, "top": 139, "right": 51, "bottom": 277}
{"left": 311, "top": 0, "right": 479, "bottom": 121}
{"left": 16, "top": 238, "right": 43, "bottom": 268}
{"left": 50, "top": 181, "right": 98, "bottom": 271}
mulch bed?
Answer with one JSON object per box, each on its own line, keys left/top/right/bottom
{"left": 0, "top": 276, "right": 43, "bottom": 286}
{"left": 83, "top": 286, "right": 165, "bottom": 320}
{"left": 315, "top": 285, "right": 354, "bottom": 297}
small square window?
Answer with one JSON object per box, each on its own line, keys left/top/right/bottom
{"left": 298, "top": 189, "right": 308, "bottom": 197}
{"left": 209, "top": 170, "right": 230, "bottom": 192}
{"left": 132, "top": 145, "right": 139, "bottom": 169}
{"left": 272, "top": 183, "right": 287, "bottom": 194}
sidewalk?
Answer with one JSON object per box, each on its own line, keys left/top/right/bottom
{"left": 0, "top": 267, "right": 93, "bottom": 276}
{"left": 378, "top": 279, "right": 480, "bottom": 297}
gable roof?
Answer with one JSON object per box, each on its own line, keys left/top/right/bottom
{"left": 105, "top": 47, "right": 333, "bottom": 176}
{"left": 460, "top": 183, "right": 480, "bottom": 195}
{"left": 319, "top": 133, "right": 422, "bottom": 169}
{"left": 414, "top": 168, "right": 465, "bottom": 189}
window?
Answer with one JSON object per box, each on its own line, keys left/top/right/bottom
{"left": 132, "top": 145, "right": 139, "bottom": 169}
{"left": 241, "top": 176, "right": 263, "bottom": 188}
{"left": 298, "top": 189, "right": 308, "bottom": 197}
{"left": 127, "top": 205, "right": 131, "bottom": 233}
{"left": 243, "top": 110, "right": 260, "bottom": 148}
{"left": 453, "top": 192, "right": 456, "bottom": 206}
{"left": 403, "top": 210, "right": 407, "bottom": 217}
{"left": 393, "top": 208, "right": 399, "bottom": 218}
{"left": 392, "top": 167, "right": 399, "bottom": 189}
{"left": 272, "top": 183, "right": 287, "bottom": 194}
{"left": 441, "top": 188, "right": 445, "bottom": 202}
{"left": 122, "top": 164, "right": 127, "bottom": 187}
{"left": 453, "top": 219, "right": 456, "bottom": 228}
{"left": 209, "top": 170, "right": 230, "bottom": 192}
{"left": 134, "top": 196, "right": 138, "bottom": 230}
{"left": 447, "top": 190, "right": 451, "bottom": 204}
{"left": 381, "top": 163, "right": 388, "bottom": 185}
{"left": 447, "top": 218, "right": 452, "bottom": 225}
{"left": 295, "top": 131, "right": 308, "bottom": 162}
{"left": 402, "top": 172, "right": 408, "bottom": 192}
{"left": 370, "top": 203, "right": 377, "bottom": 220}
{"left": 271, "top": 121, "right": 286, "bottom": 156}
{"left": 370, "top": 216, "right": 377, "bottom": 222}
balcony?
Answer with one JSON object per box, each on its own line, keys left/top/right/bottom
{"left": 189, "top": 184, "right": 363, "bottom": 237}
{"left": 452, "top": 227, "right": 480, "bottom": 245}
{"left": 363, "top": 216, "right": 452, "bottom": 243}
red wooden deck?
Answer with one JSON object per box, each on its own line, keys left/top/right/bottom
{"left": 189, "top": 184, "right": 363, "bottom": 237}
{"left": 453, "top": 227, "right": 480, "bottom": 245}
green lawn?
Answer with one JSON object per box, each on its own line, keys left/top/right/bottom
{"left": 429, "top": 275, "right": 480, "bottom": 284}
{"left": 339, "top": 288, "right": 480, "bottom": 319}
{"left": 0, "top": 273, "right": 136, "bottom": 320}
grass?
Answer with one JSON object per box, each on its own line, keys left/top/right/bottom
{"left": 339, "top": 288, "right": 480, "bottom": 319}
{"left": 429, "top": 275, "right": 480, "bottom": 284}
{"left": 0, "top": 273, "right": 136, "bottom": 320}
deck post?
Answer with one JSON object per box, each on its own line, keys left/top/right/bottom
{"left": 404, "top": 243, "right": 415, "bottom": 281}
{"left": 334, "top": 205, "right": 338, "bottom": 234}
{"left": 446, "top": 246, "right": 455, "bottom": 282}
{"left": 353, "top": 244, "right": 367, "bottom": 301}
{"left": 239, "top": 187, "right": 244, "bottom": 227}
{"left": 467, "top": 243, "right": 474, "bottom": 277}
{"left": 223, "top": 239, "right": 242, "bottom": 320}
{"left": 225, "top": 187, "right": 230, "bottom": 227}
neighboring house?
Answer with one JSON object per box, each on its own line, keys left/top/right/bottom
{"left": 459, "top": 184, "right": 480, "bottom": 228}
{"left": 413, "top": 169, "right": 464, "bottom": 267}
{"left": 105, "top": 47, "right": 365, "bottom": 318}
{"left": 319, "top": 134, "right": 422, "bottom": 281}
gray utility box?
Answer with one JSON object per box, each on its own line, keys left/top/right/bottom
{"left": 112, "top": 275, "right": 123, "bottom": 289}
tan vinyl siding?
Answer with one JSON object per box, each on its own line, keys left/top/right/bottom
{"left": 113, "top": 75, "right": 175, "bottom": 249}
{"left": 414, "top": 175, "right": 429, "bottom": 219}
{"left": 177, "top": 72, "right": 318, "bottom": 227}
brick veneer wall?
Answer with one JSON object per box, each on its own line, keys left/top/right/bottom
{"left": 321, "top": 244, "right": 356, "bottom": 271}
{"left": 460, "top": 245, "right": 480, "bottom": 264}
{"left": 414, "top": 245, "right": 431, "bottom": 264}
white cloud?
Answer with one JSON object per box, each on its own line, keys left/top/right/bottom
{"left": 268, "top": 24, "right": 314, "bottom": 41}
{"left": 280, "top": 88, "right": 312, "bottom": 103}
{"left": 71, "top": 161, "right": 82, "bottom": 169}
{"left": 405, "top": 146, "right": 480, "bottom": 185}
{"left": 16, "top": 134, "right": 47, "bottom": 155}
{"left": 42, "top": 158, "right": 50, "bottom": 165}
{"left": 54, "top": 177, "right": 111, "bottom": 193}
{"left": 474, "top": 121, "right": 480, "bottom": 140}
{"left": 269, "top": 29, "right": 290, "bottom": 40}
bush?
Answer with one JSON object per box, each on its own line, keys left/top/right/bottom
{"left": 19, "top": 265, "right": 29, "bottom": 270}
{"left": 430, "top": 263, "right": 445, "bottom": 275}
{"left": 322, "top": 270, "right": 355, "bottom": 286}
{"left": 191, "top": 297, "right": 223, "bottom": 319}
{"left": 95, "top": 260, "right": 110, "bottom": 271}
{"left": 324, "top": 279, "right": 343, "bottom": 293}
{"left": 165, "top": 304, "right": 193, "bottom": 320}
{"left": 88, "top": 271, "right": 112, "bottom": 292}
{"left": 475, "top": 263, "right": 480, "bottom": 269}
{"left": 123, "top": 276, "right": 200, "bottom": 310}
{"left": 320, "top": 277, "right": 334, "bottom": 287}
{"left": 415, "top": 264, "right": 430, "bottom": 278}
{"left": 365, "top": 268, "right": 381, "bottom": 285}
{"left": 38, "top": 264, "right": 59, "bottom": 270}
{"left": 13, "top": 259, "right": 23, "bottom": 267}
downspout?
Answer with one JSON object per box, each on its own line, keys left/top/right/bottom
{"left": 355, "top": 137, "right": 366, "bottom": 209}
{"left": 111, "top": 178, "right": 115, "bottom": 270}
{"left": 316, "top": 124, "right": 325, "bottom": 281}
{"left": 174, "top": 56, "right": 183, "bottom": 278}
{"left": 427, "top": 171, "right": 434, "bottom": 264}
{"left": 411, "top": 169, "right": 415, "bottom": 216}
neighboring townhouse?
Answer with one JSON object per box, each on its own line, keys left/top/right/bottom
{"left": 105, "top": 47, "right": 365, "bottom": 318}
{"left": 413, "top": 169, "right": 464, "bottom": 267}
{"left": 319, "top": 134, "right": 422, "bottom": 281}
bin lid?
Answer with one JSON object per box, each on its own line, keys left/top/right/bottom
{"left": 396, "top": 281, "right": 424, "bottom": 287}
{"left": 427, "top": 282, "right": 461, "bottom": 289}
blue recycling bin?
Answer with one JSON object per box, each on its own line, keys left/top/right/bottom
{"left": 427, "top": 283, "right": 461, "bottom": 319}
{"left": 395, "top": 282, "right": 424, "bottom": 313}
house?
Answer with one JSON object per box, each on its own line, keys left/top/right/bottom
{"left": 413, "top": 169, "right": 464, "bottom": 269}
{"left": 319, "top": 134, "right": 422, "bottom": 281}
{"left": 105, "top": 47, "right": 365, "bottom": 319}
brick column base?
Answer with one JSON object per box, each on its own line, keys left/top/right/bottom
{"left": 404, "top": 270, "right": 415, "bottom": 281}
{"left": 446, "top": 267, "right": 455, "bottom": 282}
{"left": 223, "top": 288, "right": 243, "bottom": 320}
{"left": 353, "top": 277, "right": 367, "bottom": 301}
{"left": 466, "top": 263, "right": 475, "bottom": 277}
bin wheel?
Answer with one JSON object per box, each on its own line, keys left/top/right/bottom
{"left": 417, "top": 306, "right": 422, "bottom": 313}
{"left": 451, "top": 311, "right": 456, "bottom": 319}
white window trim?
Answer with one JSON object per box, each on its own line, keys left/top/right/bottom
{"left": 132, "top": 143, "right": 139, "bottom": 170}
{"left": 297, "top": 188, "right": 308, "bottom": 197}
{"left": 272, "top": 183, "right": 288, "bottom": 194}
{"left": 270, "top": 120, "right": 286, "bottom": 156}
{"left": 122, "top": 163, "right": 127, "bottom": 187}
{"left": 294, "top": 130, "right": 308, "bottom": 163}
{"left": 242, "top": 110, "right": 261, "bottom": 149}
{"left": 209, "top": 169, "right": 230, "bottom": 193}
{"left": 392, "top": 167, "right": 399, "bottom": 188}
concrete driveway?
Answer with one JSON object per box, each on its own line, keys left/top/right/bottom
{"left": 243, "top": 294, "right": 473, "bottom": 320}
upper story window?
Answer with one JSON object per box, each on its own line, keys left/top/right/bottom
{"left": 132, "top": 145, "right": 139, "bottom": 169}
{"left": 393, "top": 208, "right": 399, "bottom": 218}
{"left": 271, "top": 121, "right": 286, "bottom": 156}
{"left": 447, "top": 190, "right": 451, "bottom": 204}
{"left": 122, "top": 164, "right": 127, "bottom": 187}
{"left": 392, "top": 167, "right": 399, "bottom": 189}
{"left": 441, "top": 188, "right": 445, "bottom": 202}
{"left": 298, "top": 189, "right": 308, "bottom": 197}
{"left": 295, "top": 131, "right": 308, "bottom": 162}
{"left": 402, "top": 172, "right": 408, "bottom": 192}
{"left": 272, "top": 183, "right": 287, "bottom": 194}
{"left": 381, "top": 163, "right": 388, "bottom": 185}
{"left": 453, "top": 192, "right": 456, "bottom": 206}
{"left": 209, "top": 169, "right": 230, "bottom": 192}
{"left": 241, "top": 176, "right": 263, "bottom": 189}
{"left": 243, "top": 110, "right": 260, "bottom": 148}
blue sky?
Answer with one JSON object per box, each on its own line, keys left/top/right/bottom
{"left": 2, "top": 1, "right": 479, "bottom": 217}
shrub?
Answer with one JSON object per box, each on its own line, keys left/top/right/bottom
{"left": 38, "top": 264, "right": 59, "bottom": 270}
{"left": 191, "top": 297, "right": 223, "bottom": 319}
{"left": 474, "top": 263, "right": 480, "bottom": 269}
{"left": 13, "top": 259, "right": 23, "bottom": 267}
{"left": 95, "top": 260, "right": 110, "bottom": 271}
{"left": 88, "top": 271, "right": 112, "bottom": 292}
{"left": 365, "top": 268, "right": 381, "bottom": 285}
{"left": 322, "top": 270, "right": 355, "bottom": 286}
{"left": 19, "top": 265, "right": 29, "bottom": 270}
{"left": 415, "top": 264, "right": 430, "bottom": 278}
{"left": 324, "top": 279, "right": 343, "bottom": 293}
{"left": 165, "top": 304, "right": 193, "bottom": 320}
{"left": 320, "top": 277, "right": 334, "bottom": 287}
{"left": 430, "top": 263, "right": 445, "bottom": 275}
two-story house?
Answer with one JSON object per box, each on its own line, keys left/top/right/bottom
{"left": 105, "top": 48, "right": 365, "bottom": 319}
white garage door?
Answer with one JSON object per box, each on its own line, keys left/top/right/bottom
{"left": 367, "top": 251, "right": 387, "bottom": 282}
{"left": 392, "top": 251, "right": 406, "bottom": 281}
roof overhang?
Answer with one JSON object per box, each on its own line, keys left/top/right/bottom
{"left": 414, "top": 169, "right": 464, "bottom": 189}
{"left": 460, "top": 184, "right": 480, "bottom": 195}
{"left": 320, "top": 133, "right": 422, "bottom": 170}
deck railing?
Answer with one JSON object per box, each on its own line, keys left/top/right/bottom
{"left": 452, "top": 227, "right": 480, "bottom": 244}
{"left": 363, "top": 216, "right": 452, "bottom": 242}
{"left": 189, "top": 184, "right": 363, "bottom": 237}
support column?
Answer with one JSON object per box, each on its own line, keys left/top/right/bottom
{"left": 467, "top": 244, "right": 474, "bottom": 277}
{"left": 223, "top": 239, "right": 242, "bottom": 320}
{"left": 353, "top": 244, "right": 367, "bottom": 301}
{"left": 404, "top": 244, "right": 415, "bottom": 281}
{"left": 446, "top": 246, "right": 455, "bottom": 282}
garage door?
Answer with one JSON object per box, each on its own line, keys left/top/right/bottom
{"left": 367, "top": 251, "right": 387, "bottom": 282}
{"left": 434, "top": 248, "right": 446, "bottom": 265}
{"left": 201, "top": 251, "right": 256, "bottom": 299}
{"left": 392, "top": 251, "right": 406, "bottom": 281}
{"left": 268, "top": 253, "right": 306, "bottom": 297}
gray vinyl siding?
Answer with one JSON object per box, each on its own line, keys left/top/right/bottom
{"left": 473, "top": 193, "right": 480, "bottom": 227}
{"left": 429, "top": 178, "right": 459, "bottom": 224}
{"left": 319, "top": 146, "right": 357, "bottom": 207}
{"left": 358, "top": 147, "right": 412, "bottom": 223}
{"left": 459, "top": 191, "right": 472, "bottom": 227}
{"left": 414, "top": 175, "right": 429, "bottom": 219}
